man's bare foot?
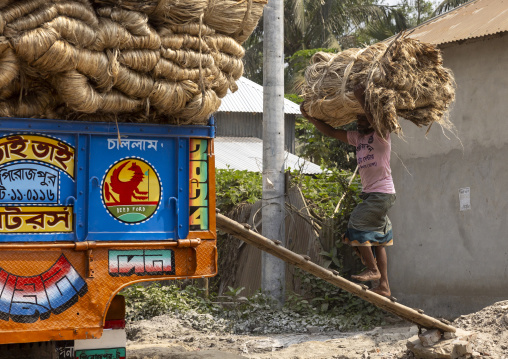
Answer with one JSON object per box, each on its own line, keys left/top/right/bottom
{"left": 351, "top": 268, "right": 381, "bottom": 282}
{"left": 370, "top": 286, "right": 391, "bottom": 298}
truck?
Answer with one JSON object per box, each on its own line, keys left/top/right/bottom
{"left": 0, "top": 117, "right": 217, "bottom": 358}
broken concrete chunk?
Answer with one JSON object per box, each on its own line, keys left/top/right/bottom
{"left": 406, "top": 336, "right": 421, "bottom": 350}
{"left": 419, "top": 328, "right": 443, "bottom": 347}
{"left": 452, "top": 339, "right": 473, "bottom": 358}
{"left": 410, "top": 342, "right": 453, "bottom": 359}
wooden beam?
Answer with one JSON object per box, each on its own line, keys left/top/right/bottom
{"left": 216, "top": 212, "right": 456, "bottom": 333}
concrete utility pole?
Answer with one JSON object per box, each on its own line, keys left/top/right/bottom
{"left": 262, "top": 0, "right": 285, "bottom": 305}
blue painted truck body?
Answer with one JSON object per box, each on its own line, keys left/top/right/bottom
{"left": 0, "top": 117, "right": 215, "bottom": 243}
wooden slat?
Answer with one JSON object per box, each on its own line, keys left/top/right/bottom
{"left": 216, "top": 212, "right": 456, "bottom": 333}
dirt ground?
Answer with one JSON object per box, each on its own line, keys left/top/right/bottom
{"left": 126, "top": 300, "right": 508, "bottom": 359}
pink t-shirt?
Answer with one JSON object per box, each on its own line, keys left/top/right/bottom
{"left": 347, "top": 131, "right": 395, "bottom": 194}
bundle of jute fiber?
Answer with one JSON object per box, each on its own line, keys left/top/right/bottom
{"left": 301, "top": 35, "right": 456, "bottom": 138}
{"left": 0, "top": 0, "right": 264, "bottom": 124}
{"left": 94, "top": 0, "right": 266, "bottom": 43}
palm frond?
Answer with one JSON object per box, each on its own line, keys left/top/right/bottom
{"left": 292, "top": 0, "right": 307, "bottom": 35}
{"left": 433, "top": 0, "right": 472, "bottom": 16}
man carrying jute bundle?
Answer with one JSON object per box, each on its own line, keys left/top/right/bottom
{"left": 300, "top": 84, "right": 396, "bottom": 298}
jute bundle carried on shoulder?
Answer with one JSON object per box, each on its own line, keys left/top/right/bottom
{"left": 0, "top": 0, "right": 266, "bottom": 124}
{"left": 301, "top": 34, "right": 456, "bottom": 137}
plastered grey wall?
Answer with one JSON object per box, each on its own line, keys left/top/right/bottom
{"left": 389, "top": 34, "right": 508, "bottom": 318}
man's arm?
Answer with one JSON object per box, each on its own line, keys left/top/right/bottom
{"left": 300, "top": 104, "right": 349, "bottom": 144}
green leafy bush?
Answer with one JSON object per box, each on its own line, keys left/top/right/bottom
{"left": 215, "top": 168, "right": 262, "bottom": 214}
{"left": 215, "top": 166, "right": 360, "bottom": 223}
{"left": 122, "top": 283, "right": 220, "bottom": 321}
{"left": 291, "top": 167, "right": 361, "bottom": 219}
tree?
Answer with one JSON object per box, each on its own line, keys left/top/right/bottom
{"left": 241, "top": 23, "right": 263, "bottom": 84}
{"left": 360, "top": 0, "right": 434, "bottom": 42}
{"left": 357, "top": 8, "right": 408, "bottom": 43}
{"left": 361, "top": 0, "right": 474, "bottom": 43}
{"left": 433, "top": 0, "right": 472, "bottom": 15}
{"left": 406, "top": 0, "right": 434, "bottom": 25}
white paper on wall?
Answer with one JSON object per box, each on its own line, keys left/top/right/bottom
{"left": 459, "top": 187, "right": 471, "bottom": 211}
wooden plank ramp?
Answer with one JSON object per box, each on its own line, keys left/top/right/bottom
{"left": 216, "top": 212, "right": 456, "bottom": 333}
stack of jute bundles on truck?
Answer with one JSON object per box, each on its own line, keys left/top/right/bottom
{"left": 301, "top": 34, "right": 456, "bottom": 137}
{"left": 0, "top": 0, "right": 266, "bottom": 124}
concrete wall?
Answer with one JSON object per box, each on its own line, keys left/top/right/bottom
{"left": 389, "top": 34, "right": 508, "bottom": 318}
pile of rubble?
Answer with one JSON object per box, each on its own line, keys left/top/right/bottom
{"left": 404, "top": 300, "right": 508, "bottom": 359}
{"left": 406, "top": 328, "right": 477, "bottom": 359}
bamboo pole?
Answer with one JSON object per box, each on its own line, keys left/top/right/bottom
{"left": 216, "top": 212, "right": 456, "bottom": 333}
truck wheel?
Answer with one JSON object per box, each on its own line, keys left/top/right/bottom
{"left": 0, "top": 341, "right": 57, "bottom": 359}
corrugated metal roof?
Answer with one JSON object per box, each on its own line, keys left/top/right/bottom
{"left": 214, "top": 137, "right": 323, "bottom": 174}
{"left": 217, "top": 77, "right": 301, "bottom": 114}
{"left": 407, "top": 0, "right": 508, "bottom": 45}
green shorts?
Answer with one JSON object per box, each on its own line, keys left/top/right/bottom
{"left": 343, "top": 192, "right": 396, "bottom": 247}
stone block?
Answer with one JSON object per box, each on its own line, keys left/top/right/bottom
{"left": 419, "top": 329, "right": 443, "bottom": 347}
{"left": 452, "top": 339, "right": 473, "bottom": 358}
{"left": 406, "top": 336, "right": 420, "bottom": 351}
{"left": 410, "top": 342, "right": 452, "bottom": 359}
